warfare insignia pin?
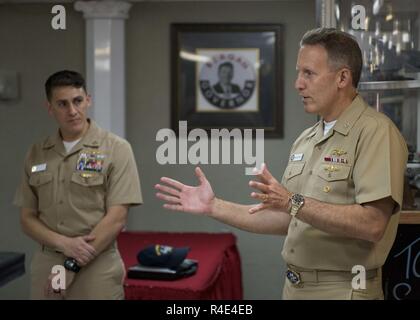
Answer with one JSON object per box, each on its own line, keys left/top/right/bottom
{"left": 331, "top": 148, "right": 347, "bottom": 156}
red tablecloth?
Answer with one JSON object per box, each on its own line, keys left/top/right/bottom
{"left": 117, "top": 231, "right": 243, "bottom": 300}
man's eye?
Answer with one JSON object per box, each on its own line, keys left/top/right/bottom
{"left": 58, "top": 102, "right": 66, "bottom": 108}
{"left": 304, "top": 70, "right": 313, "bottom": 77}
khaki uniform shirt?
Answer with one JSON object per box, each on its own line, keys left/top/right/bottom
{"left": 281, "top": 95, "right": 408, "bottom": 271}
{"left": 14, "top": 120, "right": 143, "bottom": 239}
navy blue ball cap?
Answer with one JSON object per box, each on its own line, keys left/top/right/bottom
{"left": 137, "top": 244, "right": 190, "bottom": 269}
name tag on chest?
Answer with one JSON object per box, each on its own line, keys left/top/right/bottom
{"left": 290, "top": 153, "right": 304, "bottom": 162}
{"left": 31, "top": 163, "right": 47, "bottom": 173}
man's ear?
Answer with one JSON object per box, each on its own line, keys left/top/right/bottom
{"left": 45, "top": 101, "right": 53, "bottom": 116}
{"left": 337, "top": 68, "right": 352, "bottom": 89}
{"left": 86, "top": 94, "right": 92, "bottom": 108}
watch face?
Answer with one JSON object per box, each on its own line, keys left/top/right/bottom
{"left": 65, "top": 259, "right": 73, "bottom": 269}
{"left": 64, "top": 258, "right": 80, "bottom": 273}
{"left": 292, "top": 193, "right": 304, "bottom": 205}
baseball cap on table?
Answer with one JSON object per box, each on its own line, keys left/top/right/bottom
{"left": 137, "top": 244, "right": 190, "bottom": 269}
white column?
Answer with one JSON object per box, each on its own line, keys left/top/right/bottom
{"left": 316, "top": 0, "right": 337, "bottom": 28}
{"left": 74, "top": 0, "right": 131, "bottom": 138}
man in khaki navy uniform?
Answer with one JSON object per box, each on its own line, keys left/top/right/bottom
{"left": 14, "top": 70, "right": 143, "bottom": 299}
{"left": 154, "top": 28, "right": 408, "bottom": 300}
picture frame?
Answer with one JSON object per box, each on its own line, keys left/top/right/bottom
{"left": 171, "top": 23, "right": 284, "bottom": 138}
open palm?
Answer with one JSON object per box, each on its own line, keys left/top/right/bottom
{"left": 155, "top": 167, "right": 215, "bottom": 215}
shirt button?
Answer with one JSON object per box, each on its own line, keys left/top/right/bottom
{"left": 317, "top": 146, "right": 322, "bottom": 150}
{"left": 294, "top": 222, "right": 298, "bottom": 227}
{"left": 59, "top": 200, "right": 64, "bottom": 204}
{"left": 290, "top": 249, "right": 295, "bottom": 254}
{"left": 61, "top": 179, "right": 65, "bottom": 183}
{"left": 308, "top": 170, "right": 312, "bottom": 175}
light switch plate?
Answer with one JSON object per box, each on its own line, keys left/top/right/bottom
{"left": 0, "top": 71, "right": 19, "bottom": 100}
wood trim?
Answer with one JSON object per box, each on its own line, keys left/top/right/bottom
{"left": 400, "top": 211, "right": 420, "bottom": 224}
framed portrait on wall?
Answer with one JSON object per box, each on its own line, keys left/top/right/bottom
{"left": 171, "top": 23, "right": 284, "bottom": 137}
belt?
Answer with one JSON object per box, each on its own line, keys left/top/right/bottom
{"left": 286, "top": 264, "right": 380, "bottom": 285}
{"left": 41, "top": 240, "right": 117, "bottom": 254}
{"left": 41, "top": 245, "right": 62, "bottom": 254}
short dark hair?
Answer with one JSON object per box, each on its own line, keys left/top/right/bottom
{"left": 300, "top": 28, "right": 362, "bottom": 87}
{"left": 45, "top": 70, "right": 87, "bottom": 101}
{"left": 218, "top": 62, "right": 234, "bottom": 73}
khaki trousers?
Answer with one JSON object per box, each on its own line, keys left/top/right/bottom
{"left": 30, "top": 245, "right": 125, "bottom": 300}
{"left": 282, "top": 267, "right": 384, "bottom": 300}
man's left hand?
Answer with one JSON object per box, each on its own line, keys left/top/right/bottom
{"left": 249, "top": 163, "right": 292, "bottom": 214}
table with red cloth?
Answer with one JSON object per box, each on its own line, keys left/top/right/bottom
{"left": 117, "top": 231, "right": 243, "bottom": 300}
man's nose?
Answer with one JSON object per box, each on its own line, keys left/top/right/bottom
{"left": 294, "top": 75, "right": 305, "bottom": 91}
{"left": 68, "top": 103, "right": 78, "bottom": 115}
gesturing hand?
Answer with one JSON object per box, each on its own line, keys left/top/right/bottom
{"left": 249, "top": 163, "right": 292, "bottom": 214}
{"left": 155, "top": 167, "right": 215, "bottom": 215}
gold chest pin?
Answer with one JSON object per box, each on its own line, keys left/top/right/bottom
{"left": 324, "top": 165, "right": 340, "bottom": 177}
{"left": 323, "top": 186, "right": 331, "bottom": 193}
{"left": 331, "top": 148, "right": 347, "bottom": 156}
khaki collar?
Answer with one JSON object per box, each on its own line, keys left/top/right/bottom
{"left": 305, "top": 94, "right": 367, "bottom": 140}
{"left": 330, "top": 94, "right": 367, "bottom": 136}
{"left": 306, "top": 122, "right": 319, "bottom": 139}
{"left": 42, "top": 119, "right": 103, "bottom": 153}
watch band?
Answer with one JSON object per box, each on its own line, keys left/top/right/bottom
{"left": 287, "top": 195, "right": 293, "bottom": 213}
{"left": 290, "top": 205, "right": 300, "bottom": 217}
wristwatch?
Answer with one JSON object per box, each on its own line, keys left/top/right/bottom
{"left": 289, "top": 193, "right": 305, "bottom": 217}
{"left": 63, "top": 257, "right": 81, "bottom": 273}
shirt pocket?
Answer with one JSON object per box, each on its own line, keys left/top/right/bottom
{"left": 283, "top": 162, "right": 305, "bottom": 192}
{"left": 70, "top": 172, "right": 106, "bottom": 211}
{"left": 314, "top": 164, "right": 352, "bottom": 203}
{"left": 29, "top": 172, "right": 54, "bottom": 211}
{"left": 316, "top": 164, "right": 351, "bottom": 182}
